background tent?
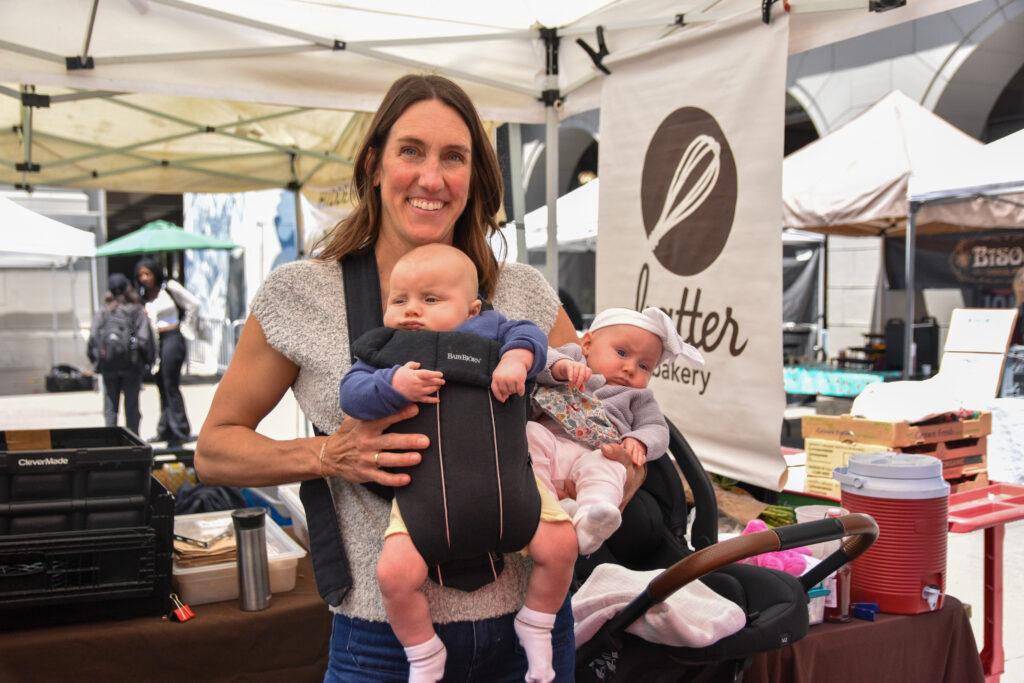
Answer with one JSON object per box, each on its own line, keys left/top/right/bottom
{"left": 782, "top": 90, "right": 985, "bottom": 237}
{"left": 95, "top": 219, "right": 240, "bottom": 257}
{"left": 909, "top": 127, "right": 1024, "bottom": 221}
{"left": 782, "top": 90, "right": 998, "bottom": 375}
{"left": 0, "top": 195, "right": 96, "bottom": 266}
{"left": 0, "top": 195, "right": 97, "bottom": 368}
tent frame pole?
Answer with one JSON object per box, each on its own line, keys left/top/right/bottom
{"left": 542, "top": 28, "right": 561, "bottom": 290}
{"left": 507, "top": 123, "right": 528, "bottom": 264}
{"left": 902, "top": 201, "right": 921, "bottom": 379}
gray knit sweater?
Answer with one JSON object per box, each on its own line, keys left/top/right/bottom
{"left": 251, "top": 257, "right": 559, "bottom": 623}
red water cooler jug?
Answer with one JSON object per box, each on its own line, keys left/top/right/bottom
{"left": 833, "top": 452, "right": 949, "bottom": 614}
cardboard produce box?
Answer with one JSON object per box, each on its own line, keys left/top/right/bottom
{"left": 801, "top": 412, "right": 991, "bottom": 448}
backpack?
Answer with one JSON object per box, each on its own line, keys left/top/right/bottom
{"left": 98, "top": 306, "right": 139, "bottom": 372}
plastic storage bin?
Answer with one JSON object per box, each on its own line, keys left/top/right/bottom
{"left": 0, "top": 477, "right": 173, "bottom": 629}
{"left": 242, "top": 486, "right": 292, "bottom": 527}
{"left": 172, "top": 509, "right": 306, "bottom": 606}
{"left": 0, "top": 426, "right": 153, "bottom": 535}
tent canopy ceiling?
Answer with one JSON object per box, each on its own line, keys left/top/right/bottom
{"left": 0, "top": 0, "right": 975, "bottom": 196}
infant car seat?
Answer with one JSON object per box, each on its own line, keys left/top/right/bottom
{"left": 574, "top": 420, "right": 878, "bottom": 682}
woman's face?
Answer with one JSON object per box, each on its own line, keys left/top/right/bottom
{"left": 137, "top": 267, "right": 155, "bottom": 291}
{"left": 374, "top": 99, "right": 472, "bottom": 253}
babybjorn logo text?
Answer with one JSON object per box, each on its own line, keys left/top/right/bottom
{"left": 447, "top": 352, "right": 482, "bottom": 364}
{"left": 18, "top": 457, "right": 69, "bottom": 466}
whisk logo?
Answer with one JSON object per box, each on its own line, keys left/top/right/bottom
{"left": 640, "top": 107, "right": 737, "bottom": 276}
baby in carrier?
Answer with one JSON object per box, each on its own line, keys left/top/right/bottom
{"left": 340, "top": 243, "right": 576, "bottom": 683}
{"left": 529, "top": 307, "right": 705, "bottom": 554}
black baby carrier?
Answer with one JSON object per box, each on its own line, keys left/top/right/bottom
{"left": 300, "top": 249, "right": 540, "bottom": 606}
{"left": 352, "top": 326, "right": 542, "bottom": 589}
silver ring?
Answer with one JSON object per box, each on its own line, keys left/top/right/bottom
{"left": 374, "top": 451, "right": 381, "bottom": 468}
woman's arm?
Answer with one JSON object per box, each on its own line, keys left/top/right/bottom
{"left": 195, "top": 314, "right": 424, "bottom": 488}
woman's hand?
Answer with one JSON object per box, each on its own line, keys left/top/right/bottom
{"left": 622, "top": 437, "right": 648, "bottom": 467}
{"left": 603, "top": 442, "right": 647, "bottom": 510}
{"left": 320, "top": 404, "right": 426, "bottom": 487}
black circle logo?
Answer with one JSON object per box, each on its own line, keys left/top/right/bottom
{"left": 640, "top": 107, "right": 737, "bottom": 276}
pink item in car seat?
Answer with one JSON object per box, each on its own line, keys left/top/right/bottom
{"left": 738, "top": 519, "right": 812, "bottom": 576}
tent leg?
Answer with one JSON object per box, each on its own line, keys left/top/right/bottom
{"left": 293, "top": 189, "right": 306, "bottom": 258}
{"left": 902, "top": 203, "right": 920, "bottom": 380}
{"left": 545, "top": 104, "right": 559, "bottom": 290}
{"left": 508, "top": 123, "right": 528, "bottom": 264}
{"left": 51, "top": 265, "right": 58, "bottom": 370}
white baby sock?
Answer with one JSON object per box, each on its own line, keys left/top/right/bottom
{"left": 558, "top": 497, "right": 579, "bottom": 517}
{"left": 514, "top": 606, "right": 557, "bottom": 683}
{"left": 405, "top": 634, "right": 447, "bottom": 683}
{"left": 574, "top": 501, "right": 622, "bottom": 555}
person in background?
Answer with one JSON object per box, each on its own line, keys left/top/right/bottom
{"left": 87, "top": 272, "right": 156, "bottom": 436}
{"left": 196, "top": 73, "right": 640, "bottom": 682}
{"left": 134, "top": 257, "right": 201, "bottom": 447}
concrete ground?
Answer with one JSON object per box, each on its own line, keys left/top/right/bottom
{"left": 1, "top": 379, "right": 1022, "bottom": 680}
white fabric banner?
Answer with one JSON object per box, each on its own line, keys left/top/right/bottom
{"left": 596, "top": 9, "right": 789, "bottom": 490}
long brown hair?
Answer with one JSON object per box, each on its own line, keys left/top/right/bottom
{"left": 313, "top": 74, "right": 505, "bottom": 298}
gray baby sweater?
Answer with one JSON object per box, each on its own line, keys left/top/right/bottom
{"left": 540, "top": 343, "right": 670, "bottom": 460}
{"left": 251, "top": 257, "right": 559, "bottom": 623}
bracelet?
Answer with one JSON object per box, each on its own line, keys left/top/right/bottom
{"left": 319, "top": 438, "right": 329, "bottom": 478}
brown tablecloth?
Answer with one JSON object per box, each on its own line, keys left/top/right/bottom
{"left": 1, "top": 552, "right": 984, "bottom": 683}
{"left": 746, "top": 595, "right": 985, "bottom": 683}
{"left": 0, "top": 551, "right": 332, "bottom": 683}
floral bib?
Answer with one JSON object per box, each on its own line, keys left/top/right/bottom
{"left": 531, "top": 385, "right": 621, "bottom": 449}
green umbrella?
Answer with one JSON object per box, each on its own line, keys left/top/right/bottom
{"left": 95, "top": 220, "right": 240, "bottom": 257}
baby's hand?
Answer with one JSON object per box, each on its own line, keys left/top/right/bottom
{"left": 551, "top": 359, "right": 592, "bottom": 391}
{"left": 491, "top": 350, "right": 532, "bottom": 402}
{"left": 392, "top": 361, "right": 444, "bottom": 403}
{"left": 622, "top": 437, "right": 648, "bottom": 467}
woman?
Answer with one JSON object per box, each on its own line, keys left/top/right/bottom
{"left": 135, "top": 257, "right": 201, "bottom": 447}
{"left": 196, "top": 74, "right": 636, "bottom": 682}
{"left": 87, "top": 272, "right": 156, "bottom": 436}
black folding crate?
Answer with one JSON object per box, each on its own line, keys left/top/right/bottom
{"left": 0, "top": 426, "right": 153, "bottom": 535}
{"left": 0, "top": 478, "right": 173, "bottom": 629}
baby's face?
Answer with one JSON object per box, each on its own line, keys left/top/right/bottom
{"left": 581, "top": 325, "right": 663, "bottom": 389}
{"left": 383, "top": 257, "right": 480, "bottom": 332}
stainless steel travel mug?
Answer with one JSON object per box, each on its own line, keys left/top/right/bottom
{"left": 232, "top": 507, "right": 271, "bottom": 611}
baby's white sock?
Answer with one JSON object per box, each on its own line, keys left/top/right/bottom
{"left": 404, "top": 634, "right": 446, "bottom": 683}
{"left": 514, "top": 606, "right": 557, "bottom": 683}
{"left": 574, "top": 501, "right": 622, "bottom": 555}
{"left": 558, "top": 497, "right": 579, "bottom": 517}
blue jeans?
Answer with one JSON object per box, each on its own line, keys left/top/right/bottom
{"left": 324, "top": 593, "right": 575, "bottom": 682}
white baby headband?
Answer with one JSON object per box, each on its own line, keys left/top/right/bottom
{"left": 589, "top": 307, "right": 705, "bottom": 368}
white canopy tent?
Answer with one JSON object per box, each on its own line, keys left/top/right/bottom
{"left": 781, "top": 89, "right": 1012, "bottom": 376}
{"left": 1, "top": 0, "right": 974, "bottom": 287}
{"left": 909, "top": 127, "right": 1024, "bottom": 209}
{"left": 0, "top": 195, "right": 98, "bottom": 368}
{"left": 0, "top": 195, "right": 96, "bottom": 266}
